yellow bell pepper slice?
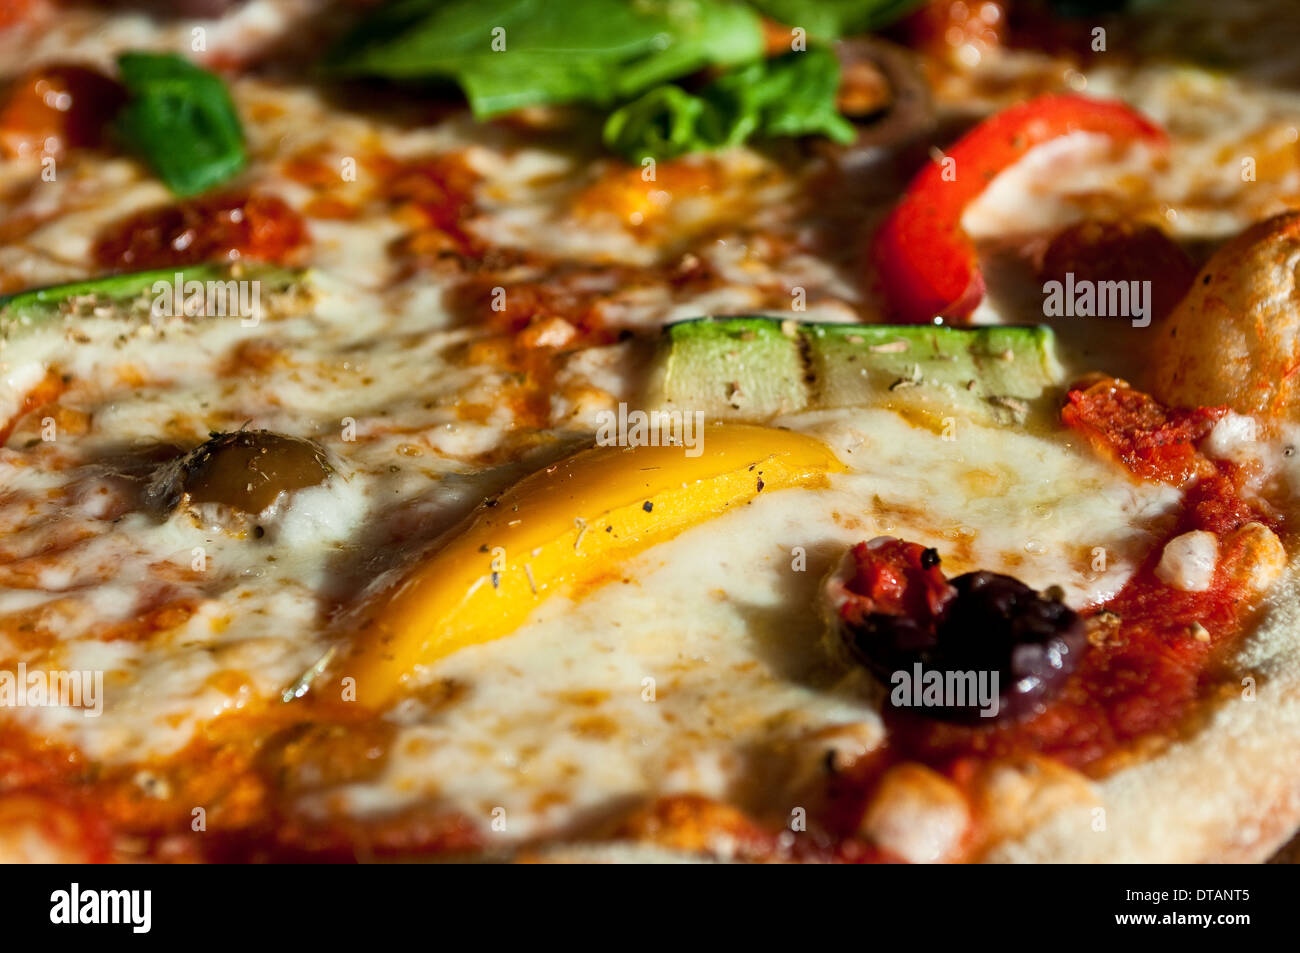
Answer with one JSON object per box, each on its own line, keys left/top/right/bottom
{"left": 334, "top": 423, "right": 845, "bottom": 707}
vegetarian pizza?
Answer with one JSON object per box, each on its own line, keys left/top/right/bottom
{"left": 2, "top": 0, "right": 1300, "bottom": 864}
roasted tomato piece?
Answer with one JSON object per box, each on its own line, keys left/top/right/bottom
{"left": 92, "top": 191, "right": 309, "bottom": 271}
{"left": 828, "top": 537, "right": 1084, "bottom": 722}
{"left": 836, "top": 537, "right": 954, "bottom": 626}
{"left": 1062, "top": 377, "right": 1227, "bottom": 485}
{"left": 1039, "top": 220, "right": 1196, "bottom": 325}
{"left": 148, "top": 430, "right": 332, "bottom": 516}
{"left": 900, "top": 0, "right": 1006, "bottom": 67}
{"left": 0, "top": 64, "right": 125, "bottom": 158}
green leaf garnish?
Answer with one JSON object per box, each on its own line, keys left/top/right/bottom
{"left": 603, "top": 47, "right": 856, "bottom": 161}
{"left": 706, "top": 47, "right": 858, "bottom": 144}
{"left": 115, "top": 52, "right": 247, "bottom": 197}
{"left": 602, "top": 84, "right": 726, "bottom": 162}
{"left": 323, "top": 0, "right": 764, "bottom": 117}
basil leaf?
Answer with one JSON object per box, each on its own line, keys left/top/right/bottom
{"left": 324, "top": 0, "right": 764, "bottom": 117}
{"left": 115, "top": 52, "right": 246, "bottom": 197}
{"left": 603, "top": 48, "right": 856, "bottom": 161}
{"left": 706, "top": 47, "right": 857, "bottom": 144}
{"left": 746, "top": 0, "right": 924, "bottom": 39}
{"left": 602, "top": 85, "right": 724, "bottom": 162}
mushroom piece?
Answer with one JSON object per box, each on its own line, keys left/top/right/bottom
{"left": 147, "top": 430, "right": 332, "bottom": 518}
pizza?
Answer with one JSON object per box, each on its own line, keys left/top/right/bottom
{"left": 2, "top": 0, "right": 1300, "bottom": 864}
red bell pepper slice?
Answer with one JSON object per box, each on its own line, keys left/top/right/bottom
{"left": 870, "top": 93, "right": 1168, "bottom": 325}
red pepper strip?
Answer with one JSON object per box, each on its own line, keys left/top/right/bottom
{"left": 870, "top": 94, "right": 1168, "bottom": 324}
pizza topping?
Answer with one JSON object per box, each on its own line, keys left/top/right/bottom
{"left": 965, "top": 754, "right": 1097, "bottom": 852}
{"left": 323, "top": 0, "right": 766, "bottom": 119}
{"left": 1061, "top": 377, "right": 1226, "bottom": 485}
{"left": 92, "top": 192, "right": 308, "bottom": 271}
{"left": 830, "top": 538, "right": 1085, "bottom": 722}
{"left": 1154, "top": 530, "right": 1219, "bottom": 593}
{"left": 858, "top": 762, "right": 969, "bottom": 863}
{"left": 321, "top": 0, "right": 933, "bottom": 163}
{"left": 833, "top": 45, "right": 892, "bottom": 119}
{"left": 0, "top": 63, "right": 125, "bottom": 159}
{"left": 872, "top": 461, "right": 1278, "bottom": 775}
{"left": 378, "top": 153, "right": 482, "bottom": 261}
{"left": 1201, "top": 412, "right": 1262, "bottom": 464}
{"left": 602, "top": 47, "right": 855, "bottom": 162}
{"left": 114, "top": 52, "right": 246, "bottom": 197}
{"left": 1038, "top": 219, "right": 1195, "bottom": 326}
{"left": 830, "top": 36, "right": 934, "bottom": 156}
{"left": 832, "top": 537, "right": 954, "bottom": 626}
{"left": 147, "top": 430, "right": 333, "bottom": 517}
{"left": 900, "top": 0, "right": 1006, "bottom": 68}
{"left": 0, "top": 263, "right": 301, "bottom": 330}
{"left": 869, "top": 93, "right": 1167, "bottom": 324}
{"left": 331, "top": 423, "right": 845, "bottom": 707}
{"left": 649, "top": 316, "right": 1061, "bottom": 427}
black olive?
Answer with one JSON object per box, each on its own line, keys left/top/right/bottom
{"left": 147, "top": 430, "right": 332, "bottom": 517}
{"left": 941, "top": 572, "right": 1086, "bottom": 717}
{"left": 841, "top": 570, "right": 1085, "bottom": 723}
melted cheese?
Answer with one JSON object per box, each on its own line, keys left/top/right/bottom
{"left": 324, "top": 407, "right": 1177, "bottom": 837}
{"left": 0, "top": 259, "right": 1179, "bottom": 843}
{"left": 0, "top": 0, "right": 1296, "bottom": 857}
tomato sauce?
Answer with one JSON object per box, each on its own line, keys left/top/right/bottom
{"left": 375, "top": 153, "right": 481, "bottom": 261}
{"left": 1062, "top": 377, "right": 1227, "bottom": 484}
{"left": 818, "top": 382, "right": 1282, "bottom": 858}
{"left": 92, "top": 191, "right": 309, "bottom": 272}
{"left": 0, "top": 368, "right": 66, "bottom": 446}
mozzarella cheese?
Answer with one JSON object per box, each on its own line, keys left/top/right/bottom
{"left": 0, "top": 0, "right": 1295, "bottom": 855}
{"left": 0, "top": 270, "right": 1181, "bottom": 842}
{"left": 1156, "top": 531, "right": 1220, "bottom": 593}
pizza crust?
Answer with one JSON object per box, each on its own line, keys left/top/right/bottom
{"left": 983, "top": 560, "right": 1300, "bottom": 863}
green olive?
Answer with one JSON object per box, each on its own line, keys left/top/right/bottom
{"left": 150, "top": 430, "right": 332, "bottom": 516}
